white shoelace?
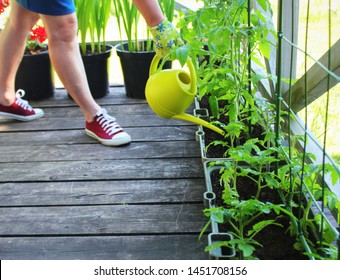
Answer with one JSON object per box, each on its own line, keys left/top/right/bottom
{"left": 15, "top": 89, "right": 33, "bottom": 111}
{"left": 96, "top": 109, "right": 122, "bottom": 136}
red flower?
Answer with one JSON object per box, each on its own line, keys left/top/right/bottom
{"left": 29, "top": 25, "right": 47, "bottom": 43}
{"left": 25, "top": 25, "right": 48, "bottom": 54}
{"left": 0, "top": 0, "right": 10, "bottom": 15}
{"left": 1, "top": 0, "right": 48, "bottom": 54}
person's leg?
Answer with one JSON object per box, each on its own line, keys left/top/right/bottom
{"left": 39, "top": 12, "right": 100, "bottom": 122}
{"left": 0, "top": 1, "right": 130, "bottom": 145}
{"left": 0, "top": 1, "right": 39, "bottom": 105}
{"left": 0, "top": 1, "right": 44, "bottom": 121}
{"left": 39, "top": 12, "right": 131, "bottom": 146}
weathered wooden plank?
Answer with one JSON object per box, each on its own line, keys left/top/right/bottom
{"left": 0, "top": 115, "right": 194, "bottom": 131}
{"left": 36, "top": 104, "right": 156, "bottom": 118}
{"left": 0, "top": 158, "right": 204, "bottom": 182}
{"left": 0, "top": 82, "right": 207, "bottom": 260}
{"left": 0, "top": 204, "right": 207, "bottom": 235}
{"left": 0, "top": 235, "right": 208, "bottom": 260}
{"left": 30, "top": 87, "right": 147, "bottom": 107}
{"left": 34, "top": 86, "right": 194, "bottom": 109}
{"left": 0, "top": 179, "right": 205, "bottom": 206}
{"left": 0, "top": 141, "right": 200, "bottom": 162}
{"left": 0, "top": 126, "right": 197, "bottom": 146}
{"left": 41, "top": 104, "right": 195, "bottom": 118}
{"left": 282, "top": 39, "right": 340, "bottom": 112}
{"left": 279, "top": 0, "right": 299, "bottom": 94}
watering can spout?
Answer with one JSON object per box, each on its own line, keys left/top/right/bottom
{"left": 173, "top": 113, "right": 225, "bottom": 136}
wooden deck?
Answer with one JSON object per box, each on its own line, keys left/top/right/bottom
{"left": 0, "top": 86, "right": 208, "bottom": 260}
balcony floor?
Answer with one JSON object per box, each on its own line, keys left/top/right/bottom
{"left": 0, "top": 86, "right": 208, "bottom": 260}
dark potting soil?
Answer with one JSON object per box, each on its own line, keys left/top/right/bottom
{"left": 209, "top": 169, "right": 308, "bottom": 260}
{"left": 203, "top": 122, "right": 264, "bottom": 158}
{"left": 198, "top": 97, "right": 265, "bottom": 158}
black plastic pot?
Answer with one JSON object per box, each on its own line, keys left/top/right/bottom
{"left": 81, "top": 44, "right": 113, "bottom": 99}
{"left": 115, "top": 42, "right": 171, "bottom": 99}
{"left": 15, "top": 51, "right": 54, "bottom": 100}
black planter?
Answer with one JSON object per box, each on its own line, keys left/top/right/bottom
{"left": 115, "top": 42, "right": 171, "bottom": 99}
{"left": 15, "top": 51, "right": 54, "bottom": 100}
{"left": 81, "top": 44, "right": 113, "bottom": 99}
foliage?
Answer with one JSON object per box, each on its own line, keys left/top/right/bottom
{"left": 205, "top": 141, "right": 340, "bottom": 259}
{"left": 158, "top": 0, "right": 175, "bottom": 22}
{"left": 25, "top": 24, "right": 48, "bottom": 55}
{"left": 74, "top": 0, "right": 112, "bottom": 54}
{"left": 113, "top": 0, "right": 153, "bottom": 52}
{"left": 179, "top": 0, "right": 339, "bottom": 259}
{"left": 203, "top": 198, "right": 295, "bottom": 259}
{"left": 0, "top": 0, "right": 47, "bottom": 55}
{"left": 179, "top": 0, "right": 276, "bottom": 126}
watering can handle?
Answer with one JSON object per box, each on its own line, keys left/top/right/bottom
{"left": 149, "top": 55, "right": 197, "bottom": 94}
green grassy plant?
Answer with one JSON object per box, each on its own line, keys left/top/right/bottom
{"left": 113, "top": 0, "right": 152, "bottom": 52}
{"left": 75, "top": 0, "right": 112, "bottom": 54}
{"left": 158, "top": 0, "right": 175, "bottom": 22}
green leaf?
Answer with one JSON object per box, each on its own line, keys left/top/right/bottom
{"left": 256, "top": 0, "right": 269, "bottom": 12}
{"left": 263, "top": 173, "right": 280, "bottom": 188}
{"left": 210, "top": 208, "right": 231, "bottom": 224}
{"left": 209, "top": 95, "right": 220, "bottom": 118}
{"left": 259, "top": 41, "right": 271, "bottom": 59}
{"left": 176, "top": 45, "right": 189, "bottom": 67}
{"left": 248, "top": 220, "right": 282, "bottom": 237}
{"left": 238, "top": 243, "right": 255, "bottom": 257}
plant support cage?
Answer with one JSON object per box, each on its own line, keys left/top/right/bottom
{"left": 186, "top": 0, "right": 340, "bottom": 259}
{"left": 270, "top": 0, "right": 339, "bottom": 259}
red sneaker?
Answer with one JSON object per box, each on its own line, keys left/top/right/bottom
{"left": 0, "top": 90, "right": 44, "bottom": 121}
{"left": 85, "top": 109, "right": 131, "bottom": 146}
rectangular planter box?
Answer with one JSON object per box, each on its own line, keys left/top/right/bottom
{"left": 202, "top": 161, "right": 236, "bottom": 259}
{"left": 194, "top": 98, "right": 230, "bottom": 162}
{"left": 208, "top": 233, "right": 236, "bottom": 259}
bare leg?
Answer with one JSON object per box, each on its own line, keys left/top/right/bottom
{"left": 0, "top": 2, "right": 130, "bottom": 145}
{"left": 39, "top": 13, "right": 101, "bottom": 122}
{"left": 0, "top": 1, "right": 39, "bottom": 105}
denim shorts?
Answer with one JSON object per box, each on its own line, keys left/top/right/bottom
{"left": 16, "top": 0, "right": 76, "bottom": 15}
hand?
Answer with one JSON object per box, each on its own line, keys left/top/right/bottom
{"left": 149, "top": 19, "right": 183, "bottom": 58}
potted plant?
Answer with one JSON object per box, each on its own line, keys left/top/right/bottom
{"left": 180, "top": 0, "right": 276, "bottom": 155}
{"left": 0, "top": 1, "right": 54, "bottom": 100}
{"left": 15, "top": 23, "right": 55, "bottom": 100}
{"left": 0, "top": 0, "right": 9, "bottom": 24}
{"left": 0, "top": 0, "right": 9, "bottom": 25}
{"left": 74, "top": 0, "right": 112, "bottom": 99}
{"left": 201, "top": 139, "right": 340, "bottom": 260}
{"left": 158, "top": 0, "right": 175, "bottom": 22}
{"left": 113, "top": 0, "right": 173, "bottom": 99}
{"left": 179, "top": 0, "right": 340, "bottom": 260}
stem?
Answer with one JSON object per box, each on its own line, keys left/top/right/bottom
{"left": 243, "top": 212, "right": 263, "bottom": 228}
{"left": 255, "top": 166, "right": 263, "bottom": 199}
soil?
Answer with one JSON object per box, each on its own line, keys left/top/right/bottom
{"left": 24, "top": 46, "right": 48, "bottom": 55}
{"left": 198, "top": 96, "right": 265, "bottom": 158}
{"left": 209, "top": 169, "right": 308, "bottom": 260}
{"left": 199, "top": 98, "right": 308, "bottom": 259}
